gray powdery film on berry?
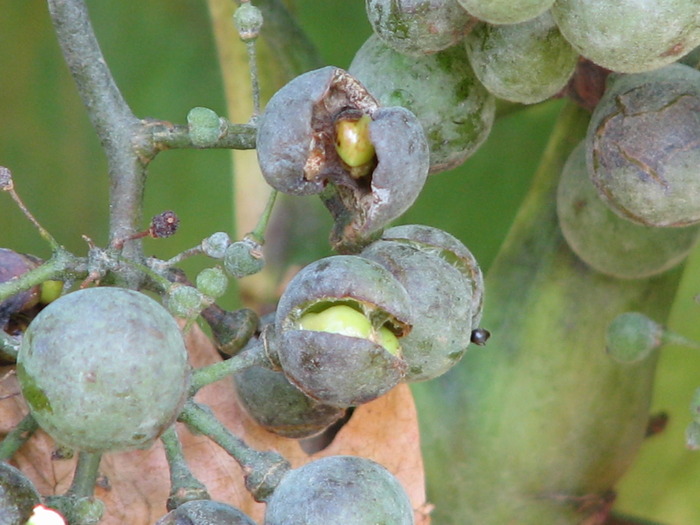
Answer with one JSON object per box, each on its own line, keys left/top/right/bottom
{"left": 155, "top": 500, "right": 256, "bottom": 525}
{"left": 0, "top": 463, "right": 41, "bottom": 525}
{"left": 465, "top": 12, "right": 578, "bottom": 104}
{"left": 586, "top": 64, "right": 700, "bottom": 227}
{"left": 361, "top": 239, "right": 473, "bottom": 381}
{"left": 457, "top": 0, "right": 554, "bottom": 24}
{"left": 366, "top": 0, "right": 474, "bottom": 56}
{"left": 234, "top": 365, "right": 345, "bottom": 438}
{"left": 552, "top": 0, "right": 700, "bottom": 73}
{"left": 17, "top": 287, "right": 190, "bottom": 453}
{"left": 264, "top": 456, "right": 414, "bottom": 525}
{"left": 350, "top": 34, "right": 495, "bottom": 174}
{"left": 381, "top": 224, "right": 484, "bottom": 326}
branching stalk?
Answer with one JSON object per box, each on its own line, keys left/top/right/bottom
{"left": 178, "top": 400, "right": 290, "bottom": 502}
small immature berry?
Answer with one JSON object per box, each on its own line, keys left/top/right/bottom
{"left": 605, "top": 312, "right": 663, "bottom": 364}
{"left": 196, "top": 267, "right": 228, "bottom": 299}
{"left": 202, "top": 231, "right": 231, "bottom": 259}
{"left": 223, "top": 238, "right": 264, "bottom": 278}
{"left": 187, "top": 107, "right": 223, "bottom": 147}
{"left": 166, "top": 283, "right": 208, "bottom": 320}
{"left": 234, "top": 2, "right": 263, "bottom": 42}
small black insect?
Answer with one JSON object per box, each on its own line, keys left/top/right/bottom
{"left": 470, "top": 327, "right": 491, "bottom": 346}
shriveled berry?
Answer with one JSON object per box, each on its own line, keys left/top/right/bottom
{"left": 256, "top": 67, "right": 428, "bottom": 243}
{"left": 366, "top": 0, "right": 474, "bottom": 56}
{"left": 150, "top": 210, "right": 180, "bottom": 238}
{"left": 234, "top": 365, "right": 345, "bottom": 439}
{"left": 350, "top": 35, "right": 494, "bottom": 174}
{"left": 586, "top": 64, "right": 700, "bottom": 227}
{"left": 557, "top": 142, "right": 699, "bottom": 279}
{"left": 0, "top": 462, "right": 41, "bottom": 524}
{"left": 264, "top": 455, "right": 413, "bottom": 525}
{"left": 17, "top": 287, "right": 190, "bottom": 452}
{"left": 155, "top": 500, "right": 256, "bottom": 525}
{"left": 275, "top": 255, "right": 412, "bottom": 407}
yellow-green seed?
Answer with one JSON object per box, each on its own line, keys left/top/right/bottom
{"left": 299, "top": 304, "right": 399, "bottom": 355}
{"left": 334, "top": 114, "right": 376, "bottom": 171}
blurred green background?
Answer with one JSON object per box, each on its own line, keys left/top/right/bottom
{"left": 1, "top": 1, "right": 699, "bottom": 523}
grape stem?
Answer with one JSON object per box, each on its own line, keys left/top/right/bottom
{"left": 0, "top": 250, "right": 80, "bottom": 305}
{"left": 189, "top": 336, "right": 272, "bottom": 394}
{"left": 0, "top": 413, "right": 38, "bottom": 461}
{"left": 177, "top": 399, "right": 291, "bottom": 502}
{"left": 160, "top": 426, "right": 210, "bottom": 509}
{"left": 66, "top": 451, "right": 102, "bottom": 499}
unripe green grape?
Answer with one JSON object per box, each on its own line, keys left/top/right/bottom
{"left": 557, "top": 142, "right": 699, "bottom": 279}
{"left": 264, "top": 456, "right": 413, "bottom": 525}
{"left": 350, "top": 34, "right": 494, "bottom": 174}
{"left": 17, "top": 287, "right": 190, "bottom": 453}
{"left": 456, "top": 0, "right": 554, "bottom": 24}
{"left": 187, "top": 107, "right": 223, "bottom": 147}
{"left": 465, "top": 13, "right": 578, "bottom": 104}
{"left": 0, "top": 462, "right": 41, "bottom": 524}
{"left": 195, "top": 267, "right": 228, "bottom": 299}
{"left": 586, "top": 64, "right": 700, "bottom": 227}
{"left": 365, "top": 0, "right": 474, "bottom": 56}
{"left": 223, "top": 238, "right": 264, "bottom": 278}
{"left": 552, "top": 0, "right": 700, "bottom": 73}
{"left": 605, "top": 312, "right": 663, "bottom": 364}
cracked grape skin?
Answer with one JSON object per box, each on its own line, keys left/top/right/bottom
{"left": 557, "top": 142, "right": 700, "bottom": 279}
{"left": 585, "top": 63, "right": 700, "bottom": 227}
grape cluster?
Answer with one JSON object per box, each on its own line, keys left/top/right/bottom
{"left": 4, "top": 1, "right": 700, "bottom": 523}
